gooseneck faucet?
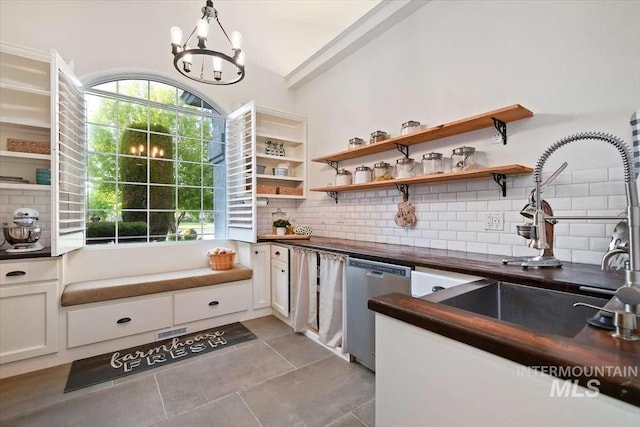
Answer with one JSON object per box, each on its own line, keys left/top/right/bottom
{"left": 532, "top": 132, "right": 640, "bottom": 317}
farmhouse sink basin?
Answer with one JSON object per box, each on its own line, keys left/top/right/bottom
{"left": 437, "top": 282, "right": 610, "bottom": 338}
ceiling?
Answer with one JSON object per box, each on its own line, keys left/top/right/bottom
{"left": 206, "top": 0, "right": 382, "bottom": 76}
{"left": 0, "top": 0, "right": 385, "bottom": 82}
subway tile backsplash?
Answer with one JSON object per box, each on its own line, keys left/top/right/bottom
{"left": 258, "top": 166, "right": 632, "bottom": 266}
{"left": 0, "top": 188, "right": 51, "bottom": 248}
{"left": 2, "top": 166, "right": 629, "bottom": 266}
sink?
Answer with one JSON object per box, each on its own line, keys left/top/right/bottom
{"left": 436, "top": 282, "right": 610, "bottom": 338}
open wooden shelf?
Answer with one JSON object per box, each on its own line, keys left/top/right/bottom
{"left": 310, "top": 164, "right": 532, "bottom": 193}
{"left": 311, "top": 104, "right": 533, "bottom": 163}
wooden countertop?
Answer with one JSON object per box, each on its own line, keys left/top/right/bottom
{"left": 281, "top": 236, "right": 624, "bottom": 293}
{"left": 279, "top": 237, "right": 639, "bottom": 407}
{"left": 369, "top": 292, "right": 639, "bottom": 407}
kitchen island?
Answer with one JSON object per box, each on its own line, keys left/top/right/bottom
{"left": 267, "top": 236, "right": 639, "bottom": 424}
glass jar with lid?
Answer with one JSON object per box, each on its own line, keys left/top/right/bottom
{"left": 451, "top": 146, "right": 476, "bottom": 172}
{"left": 421, "top": 152, "right": 443, "bottom": 175}
{"left": 370, "top": 130, "right": 389, "bottom": 144}
{"left": 335, "top": 169, "right": 352, "bottom": 186}
{"left": 395, "top": 157, "right": 418, "bottom": 179}
{"left": 373, "top": 162, "right": 393, "bottom": 181}
{"left": 401, "top": 120, "right": 421, "bottom": 135}
{"left": 354, "top": 165, "right": 373, "bottom": 184}
{"left": 348, "top": 137, "right": 365, "bottom": 150}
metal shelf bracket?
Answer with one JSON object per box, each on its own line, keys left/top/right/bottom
{"left": 327, "top": 191, "right": 339, "bottom": 203}
{"left": 395, "top": 143, "right": 409, "bottom": 158}
{"left": 492, "top": 173, "right": 507, "bottom": 197}
{"left": 492, "top": 118, "right": 507, "bottom": 145}
{"left": 326, "top": 160, "right": 339, "bottom": 172}
{"left": 395, "top": 184, "right": 409, "bottom": 201}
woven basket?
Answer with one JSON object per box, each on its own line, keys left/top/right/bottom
{"left": 208, "top": 252, "right": 235, "bottom": 270}
{"left": 7, "top": 138, "right": 50, "bottom": 155}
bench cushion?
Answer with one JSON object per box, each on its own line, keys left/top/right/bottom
{"left": 61, "top": 265, "right": 253, "bottom": 307}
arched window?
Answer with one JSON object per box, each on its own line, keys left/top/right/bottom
{"left": 85, "top": 78, "right": 226, "bottom": 244}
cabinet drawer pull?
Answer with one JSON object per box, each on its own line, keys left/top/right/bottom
{"left": 208, "top": 300, "right": 220, "bottom": 306}
{"left": 116, "top": 317, "right": 131, "bottom": 324}
{"left": 6, "top": 270, "right": 27, "bottom": 277}
{"left": 275, "top": 251, "right": 280, "bottom": 256}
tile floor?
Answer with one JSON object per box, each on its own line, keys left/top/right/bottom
{"left": 0, "top": 316, "right": 375, "bottom": 427}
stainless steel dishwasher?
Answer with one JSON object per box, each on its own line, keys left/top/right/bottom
{"left": 345, "top": 257, "right": 411, "bottom": 371}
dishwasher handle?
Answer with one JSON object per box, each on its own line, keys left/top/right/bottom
{"left": 365, "top": 270, "right": 385, "bottom": 279}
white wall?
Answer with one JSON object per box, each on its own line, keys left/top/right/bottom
{"left": 282, "top": 0, "right": 640, "bottom": 265}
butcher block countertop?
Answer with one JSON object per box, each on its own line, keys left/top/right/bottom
{"left": 278, "top": 236, "right": 624, "bottom": 292}
{"left": 275, "top": 236, "right": 639, "bottom": 407}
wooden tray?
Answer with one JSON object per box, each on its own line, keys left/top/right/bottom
{"left": 258, "top": 234, "right": 311, "bottom": 240}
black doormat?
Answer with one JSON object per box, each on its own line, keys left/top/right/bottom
{"left": 64, "top": 322, "right": 256, "bottom": 393}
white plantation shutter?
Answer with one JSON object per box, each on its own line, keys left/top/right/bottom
{"left": 226, "top": 101, "right": 256, "bottom": 242}
{"left": 51, "top": 50, "right": 86, "bottom": 255}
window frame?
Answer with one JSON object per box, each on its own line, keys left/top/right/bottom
{"left": 83, "top": 74, "right": 227, "bottom": 245}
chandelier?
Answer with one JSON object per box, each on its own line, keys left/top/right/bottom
{"left": 170, "top": 0, "right": 245, "bottom": 85}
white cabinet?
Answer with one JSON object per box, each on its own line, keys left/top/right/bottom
{"left": 0, "top": 258, "right": 59, "bottom": 364}
{"left": 255, "top": 107, "right": 307, "bottom": 199}
{"left": 227, "top": 103, "right": 307, "bottom": 243}
{"left": 251, "top": 244, "right": 271, "bottom": 309}
{"left": 375, "top": 313, "right": 639, "bottom": 427}
{"left": 270, "top": 244, "right": 290, "bottom": 318}
{"left": 66, "top": 280, "right": 251, "bottom": 348}
{"left": 1, "top": 43, "right": 86, "bottom": 256}
{"left": 67, "top": 295, "right": 173, "bottom": 348}
{"left": 174, "top": 281, "right": 249, "bottom": 325}
{"left": 0, "top": 45, "right": 52, "bottom": 191}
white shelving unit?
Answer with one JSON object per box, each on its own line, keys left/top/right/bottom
{"left": 0, "top": 46, "right": 52, "bottom": 190}
{"left": 255, "top": 107, "right": 307, "bottom": 199}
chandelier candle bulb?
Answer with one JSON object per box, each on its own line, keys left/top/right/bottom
{"left": 230, "top": 31, "right": 242, "bottom": 50}
{"left": 213, "top": 57, "right": 222, "bottom": 71}
{"left": 170, "top": 26, "right": 183, "bottom": 54}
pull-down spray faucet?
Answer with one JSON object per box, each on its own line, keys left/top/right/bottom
{"left": 532, "top": 132, "right": 640, "bottom": 317}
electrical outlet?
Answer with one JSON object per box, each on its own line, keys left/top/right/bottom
{"left": 484, "top": 212, "right": 504, "bottom": 231}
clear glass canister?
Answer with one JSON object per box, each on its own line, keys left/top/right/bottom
{"left": 370, "top": 130, "right": 389, "bottom": 144}
{"left": 348, "top": 137, "right": 365, "bottom": 150}
{"left": 395, "top": 158, "right": 418, "bottom": 179}
{"left": 373, "top": 162, "right": 393, "bottom": 181}
{"left": 335, "top": 169, "right": 352, "bottom": 186}
{"left": 421, "top": 152, "right": 443, "bottom": 175}
{"left": 401, "top": 120, "right": 421, "bottom": 135}
{"left": 354, "top": 165, "right": 373, "bottom": 184}
{"left": 451, "top": 146, "right": 476, "bottom": 172}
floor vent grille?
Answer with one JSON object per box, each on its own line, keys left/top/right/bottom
{"left": 156, "top": 327, "right": 187, "bottom": 341}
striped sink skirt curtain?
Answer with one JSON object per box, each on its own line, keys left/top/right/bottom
{"left": 290, "top": 247, "right": 346, "bottom": 348}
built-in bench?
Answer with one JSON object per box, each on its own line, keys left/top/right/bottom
{"left": 61, "top": 265, "right": 253, "bottom": 306}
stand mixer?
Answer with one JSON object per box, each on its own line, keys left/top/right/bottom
{"left": 502, "top": 162, "right": 567, "bottom": 269}
{"left": 2, "top": 208, "right": 44, "bottom": 253}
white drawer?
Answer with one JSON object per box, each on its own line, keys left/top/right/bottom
{"left": 174, "top": 281, "right": 249, "bottom": 325}
{"left": 270, "top": 245, "right": 289, "bottom": 260}
{"left": 0, "top": 259, "right": 58, "bottom": 285}
{"left": 67, "top": 295, "right": 172, "bottom": 348}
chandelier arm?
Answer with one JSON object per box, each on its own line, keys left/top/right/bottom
{"left": 214, "top": 15, "right": 233, "bottom": 46}
{"left": 183, "top": 26, "right": 199, "bottom": 49}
